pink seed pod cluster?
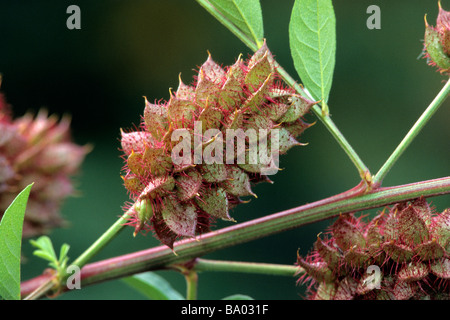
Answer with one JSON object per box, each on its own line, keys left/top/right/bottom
{"left": 297, "top": 197, "right": 450, "bottom": 300}
{"left": 120, "top": 42, "right": 316, "bottom": 248}
{"left": 423, "top": 1, "right": 450, "bottom": 74}
{"left": 0, "top": 92, "right": 89, "bottom": 238}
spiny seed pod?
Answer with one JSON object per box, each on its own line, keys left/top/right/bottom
{"left": 120, "top": 42, "right": 316, "bottom": 248}
{"left": 423, "top": 1, "right": 450, "bottom": 74}
{"left": 296, "top": 197, "right": 450, "bottom": 300}
{"left": 0, "top": 91, "right": 90, "bottom": 238}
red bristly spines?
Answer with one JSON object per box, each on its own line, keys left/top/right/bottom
{"left": 423, "top": 2, "right": 450, "bottom": 74}
{"left": 296, "top": 197, "right": 450, "bottom": 300}
{"left": 120, "top": 41, "right": 316, "bottom": 248}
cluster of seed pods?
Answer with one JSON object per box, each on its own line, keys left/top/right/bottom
{"left": 0, "top": 93, "right": 89, "bottom": 238}
{"left": 297, "top": 197, "right": 450, "bottom": 300}
{"left": 120, "top": 43, "right": 316, "bottom": 248}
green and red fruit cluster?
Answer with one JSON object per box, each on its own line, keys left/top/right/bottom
{"left": 297, "top": 197, "right": 450, "bottom": 300}
{"left": 424, "top": 1, "right": 450, "bottom": 74}
{"left": 120, "top": 42, "right": 316, "bottom": 248}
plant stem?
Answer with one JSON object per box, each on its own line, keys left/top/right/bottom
{"left": 373, "top": 77, "right": 450, "bottom": 187}
{"left": 193, "top": 258, "right": 300, "bottom": 277}
{"left": 22, "top": 209, "right": 132, "bottom": 300}
{"left": 71, "top": 209, "right": 132, "bottom": 270}
{"left": 198, "top": 0, "right": 449, "bottom": 187}
{"left": 195, "top": 0, "right": 371, "bottom": 184}
{"left": 184, "top": 270, "right": 198, "bottom": 300}
{"left": 22, "top": 277, "right": 55, "bottom": 300}
{"left": 20, "top": 176, "right": 450, "bottom": 298}
{"left": 275, "top": 65, "right": 371, "bottom": 185}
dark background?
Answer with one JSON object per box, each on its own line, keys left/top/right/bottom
{"left": 1, "top": 1, "right": 449, "bottom": 299}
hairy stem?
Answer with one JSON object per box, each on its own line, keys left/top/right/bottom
{"left": 21, "top": 176, "right": 450, "bottom": 298}
{"left": 373, "top": 77, "right": 450, "bottom": 187}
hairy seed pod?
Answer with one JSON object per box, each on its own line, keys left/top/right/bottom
{"left": 297, "top": 197, "right": 450, "bottom": 300}
{"left": 0, "top": 93, "right": 89, "bottom": 238}
{"left": 120, "top": 41, "right": 316, "bottom": 248}
{"left": 423, "top": 3, "right": 450, "bottom": 74}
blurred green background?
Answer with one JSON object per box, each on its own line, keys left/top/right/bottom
{"left": 1, "top": 0, "right": 449, "bottom": 299}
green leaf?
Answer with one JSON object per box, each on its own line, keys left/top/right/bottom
{"left": 222, "top": 294, "right": 254, "bottom": 300}
{"left": 0, "top": 184, "right": 33, "bottom": 300}
{"left": 30, "top": 236, "right": 57, "bottom": 261}
{"left": 30, "top": 236, "right": 70, "bottom": 274}
{"left": 31, "top": 250, "right": 56, "bottom": 263}
{"left": 289, "top": 0, "right": 336, "bottom": 103}
{"left": 198, "top": 0, "right": 264, "bottom": 47}
{"left": 122, "top": 272, "right": 185, "bottom": 300}
{"left": 59, "top": 243, "right": 70, "bottom": 263}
